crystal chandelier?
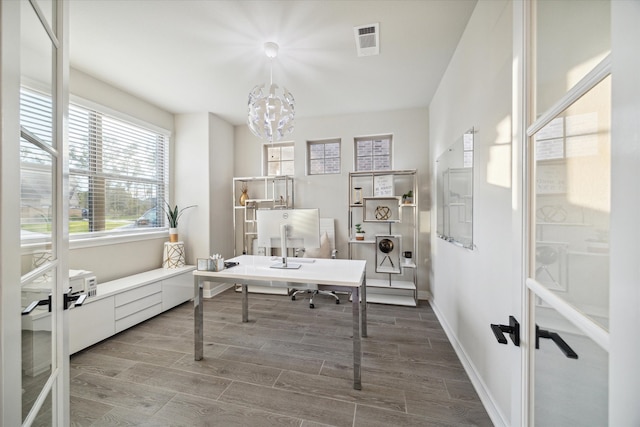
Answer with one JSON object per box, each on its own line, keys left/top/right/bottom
{"left": 247, "top": 42, "right": 295, "bottom": 142}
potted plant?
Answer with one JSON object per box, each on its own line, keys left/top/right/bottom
{"left": 354, "top": 223, "right": 366, "bottom": 241}
{"left": 163, "top": 202, "right": 196, "bottom": 242}
{"left": 402, "top": 190, "right": 414, "bottom": 204}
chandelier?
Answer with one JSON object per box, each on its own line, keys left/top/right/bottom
{"left": 247, "top": 42, "right": 295, "bottom": 142}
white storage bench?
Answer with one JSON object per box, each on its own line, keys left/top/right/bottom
{"left": 69, "top": 266, "right": 195, "bottom": 354}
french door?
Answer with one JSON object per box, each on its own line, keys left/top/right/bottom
{"left": 522, "top": 0, "right": 628, "bottom": 425}
{"left": 1, "top": 0, "right": 69, "bottom": 425}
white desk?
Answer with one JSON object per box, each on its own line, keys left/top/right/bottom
{"left": 193, "top": 255, "right": 367, "bottom": 390}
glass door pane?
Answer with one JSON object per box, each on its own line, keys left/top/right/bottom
{"left": 21, "top": 269, "right": 55, "bottom": 425}
{"left": 535, "top": 0, "right": 611, "bottom": 116}
{"left": 529, "top": 50, "right": 611, "bottom": 427}
{"left": 533, "top": 76, "right": 611, "bottom": 330}
{"left": 528, "top": 0, "right": 613, "bottom": 424}
{"left": 533, "top": 302, "right": 608, "bottom": 425}
{"left": 20, "top": 0, "right": 58, "bottom": 423}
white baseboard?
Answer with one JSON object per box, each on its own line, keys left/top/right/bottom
{"left": 417, "top": 290, "right": 432, "bottom": 301}
{"left": 429, "top": 299, "right": 508, "bottom": 427}
{"left": 203, "top": 282, "right": 234, "bottom": 298}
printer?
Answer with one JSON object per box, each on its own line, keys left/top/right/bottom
{"left": 69, "top": 269, "right": 97, "bottom": 297}
{"left": 21, "top": 269, "right": 97, "bottom": 306}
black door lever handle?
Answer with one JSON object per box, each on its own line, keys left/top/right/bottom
{"left": 490, "top": 315, "right": 520, "bottom": 346}
{"left": 64, "top": 287, "right": 88, "bottom": 310}
{"left": 536, "top": 325, "right": 578, "bottom": 359}
{"left": 22, "top": 294, "right": 52, "bottom": 315}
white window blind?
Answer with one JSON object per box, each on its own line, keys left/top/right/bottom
{"left": 20, "top": 89, "right": 56, "bottom": 247}
{"left": 20, "top": 87, "right": 169, "bottom": 237}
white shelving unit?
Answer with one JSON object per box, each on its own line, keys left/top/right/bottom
{"left": 348, "top": 170, "right": 418, "bottom": 306}
{"left": 232, "top": 176, "right": 294, "bottom": 294}
{"left": 233, "top": 176, "right": 294, "bottom": 256}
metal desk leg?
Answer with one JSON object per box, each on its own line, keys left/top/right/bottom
{"left": 351, "top": 286, "right": 362, "bottom": 390}
{"left": 242, "top": 284, "right": 248, "bottom": 323}
{"left": 194, "top": 276, "right": 203, "bottom": 361}
{"left": 361, "top": 275, "right": 367, "bottom": 338}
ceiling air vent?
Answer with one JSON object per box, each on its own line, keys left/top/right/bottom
{"left": 354, "top": 23, "right": 379, "bottom": 57}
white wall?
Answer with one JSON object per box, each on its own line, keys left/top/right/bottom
{"left": 68, "top": 236, "right": 167, "bottom": 282}
{"left": 207, "top": 114, "right": 235, "bottom": 260}
{"left": 70, "top": 68, "right": 174, "bottom": 131}
{"left": 234, "top": 108, "right": 432, "bottom": 297}
{"left": 429, "top": 0, "right": 514, "bottom": 424}
{"left": 175, "top": 113, "right": 235, "bottom": 264}
{"left": 175, "top": 113, "right": 211, "bottom": 264}
{"left": 175, "top": 113, "right": 235, "bottom": 262}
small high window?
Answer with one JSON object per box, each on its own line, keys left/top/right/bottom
{"left": 308, "top": 139, "right": 341, "bottom": 175}
{"left": 354, "top": 135, "right": 392, "bottom": 171}
{"left": 264, "top": 142, "right": 295, "bottom": 176}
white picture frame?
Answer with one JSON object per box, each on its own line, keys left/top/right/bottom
{"left": 373, "top": 174, "right": 394, "bottom": 197}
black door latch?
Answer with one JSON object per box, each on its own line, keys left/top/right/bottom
{"left": 490, "top": 315, "right": 520, "bottom": 346}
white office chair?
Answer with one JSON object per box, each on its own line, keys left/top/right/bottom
{"left": 291, "top": 218, "right": 340, "bottom": 308}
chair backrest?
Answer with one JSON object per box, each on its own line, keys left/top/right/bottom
{"left": 302, "top": 218, "right": 336, "bottom": 259}
{"left": 319, "top": 218, "right": 336, "bottom": 251}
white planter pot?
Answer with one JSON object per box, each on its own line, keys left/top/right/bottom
{"left": 169, "top": 227, "right": 178, "bottom": 242}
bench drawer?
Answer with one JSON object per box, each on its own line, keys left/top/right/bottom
{"left": 114, "top": 282, "right": 162, "bottom": 307}
{"left": 115, "top": 302, "right": 163, "bottom": 333}
{"left": 115, "top": 291, "right": 162, "bottom": 320}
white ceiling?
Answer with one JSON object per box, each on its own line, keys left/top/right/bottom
{"left": 69, "top": 0, "right": 477, "bottom": 126}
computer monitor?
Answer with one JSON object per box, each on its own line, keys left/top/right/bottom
{"left": 256, "top": 208, "right": 320, "bottom": 269}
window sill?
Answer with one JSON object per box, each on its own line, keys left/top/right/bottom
{"left": 70, "top": 229, "right": 168, "bottom": 250}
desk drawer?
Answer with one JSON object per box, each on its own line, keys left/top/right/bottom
{"left": 114, "top": 282, "right": 162, "bottom": 307}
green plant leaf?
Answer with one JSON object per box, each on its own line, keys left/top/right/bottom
{"left": 162, "top": 202, "right": 196, "bottom": 228}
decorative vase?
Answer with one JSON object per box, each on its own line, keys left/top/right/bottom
{"left": 169, "top": 227, "right": 178, "bottom": 242}
{"left": 239, "top": 188, "right": 249, "bottom": 206}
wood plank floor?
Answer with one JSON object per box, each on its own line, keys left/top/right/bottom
{"left": 70, "top": 289, "right": 492, "bottom": 426}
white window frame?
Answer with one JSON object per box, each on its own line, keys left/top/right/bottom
{"left": 263, "top": 141, "right": 295, "bottom": 176}
{"left": 20, "top": 86, "right": 171, "bottom": 248}
{"left": 307, "top": 138, "right": 341, "bottom": 175}
{"left": 354, "top": 134, "right": 393, "bottom": 171}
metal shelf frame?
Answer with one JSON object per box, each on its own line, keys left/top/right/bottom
{"left": 348, "top": 170, "right": 418, "bottom": 306}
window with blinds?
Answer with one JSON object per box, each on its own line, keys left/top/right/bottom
{"left": 20, "top": 87, "right": 169, "bottom": 238}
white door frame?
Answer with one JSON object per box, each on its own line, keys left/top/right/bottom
{"left": 609, "top": 1, "right": 640, "bottom": 424}
{"left": 511, "top": 1, "right": 528, "bottom": 425}
{"left": 0, "top": 0, "right": 69, "bottom": 425}
{"left": 0, "top": 0, "right": 25, "bottom": 422}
